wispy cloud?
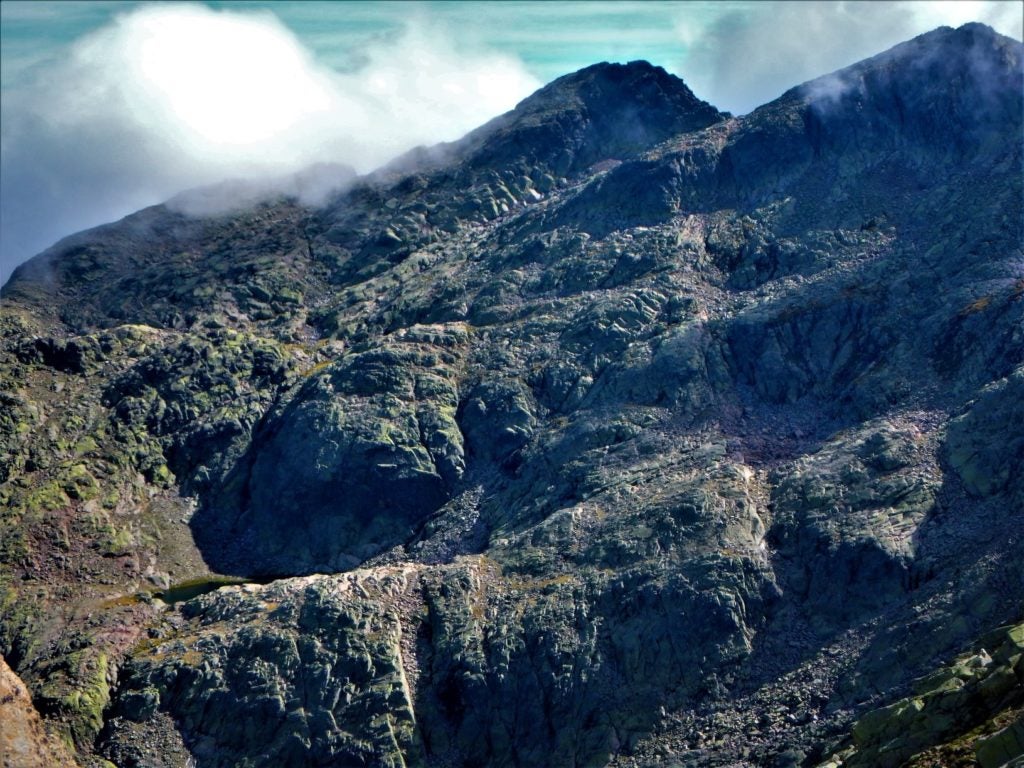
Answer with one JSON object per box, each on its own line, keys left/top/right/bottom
{"left": 0, "top": 3, "right": 539, "bottom": 284}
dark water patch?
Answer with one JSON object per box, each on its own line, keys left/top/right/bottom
{"left": 156, "top": 576, "right": 250, "bottom": 604}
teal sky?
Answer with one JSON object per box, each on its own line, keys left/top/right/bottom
{"left": 2, "top": 1, "right": 1022, "bottom": 284}
{"left": 6, "top": 1, "right": 1020, "bottom": 98}
{"left": 1, "top": 2, "right": 747, "bottom": 88}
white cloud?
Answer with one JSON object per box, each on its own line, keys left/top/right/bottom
{"left": 676, "top": 0, "right": 1023, "bottom": 115}
{"left": 0, "top": 3, "right": 540, "bottom": 284}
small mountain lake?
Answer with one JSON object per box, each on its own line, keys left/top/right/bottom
{"left": 157, "top": 576, "right": 250, "bottom": 604}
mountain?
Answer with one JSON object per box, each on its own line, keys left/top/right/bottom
{"left": 1, "top": 22, "right": 1022, "bottom": 768}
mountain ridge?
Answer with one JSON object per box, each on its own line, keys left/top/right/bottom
{"left": 0, "top": 23, "right": 1022, "bottom": 768}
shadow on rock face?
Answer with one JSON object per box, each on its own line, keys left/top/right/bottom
{"left": 190, "top": 334, "right": 467, "bottom": 577}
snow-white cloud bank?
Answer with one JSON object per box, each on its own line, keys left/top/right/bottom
{"left": 0, "top": 3, "right": 540, "bottom": 283}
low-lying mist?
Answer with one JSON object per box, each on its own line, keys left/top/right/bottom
{"left": 0, "top": 3, "right": 540, "bottom": 285}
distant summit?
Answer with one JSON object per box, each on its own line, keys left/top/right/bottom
{"left": 382, "top": 60, "right": 725, "bottom": 183}
{"left": 773, "top": 22, "right": 1023, "bottom": 104}
{"left": 459, "top": 59, "right": 725, "bottom": 175}
{"left": 789, "top": 22, "right": 1023, "bottom": 150}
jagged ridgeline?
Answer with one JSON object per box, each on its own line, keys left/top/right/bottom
{"left": 0, "top": 22, "right": 1022, "bottom": 768}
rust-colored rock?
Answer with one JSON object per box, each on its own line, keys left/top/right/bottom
{"left": 0, "top": 655, "right": 80, "bottom": 768}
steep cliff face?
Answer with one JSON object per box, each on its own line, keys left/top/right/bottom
{"left": 1, "top": 23, "right": 1021, "bottom": 768}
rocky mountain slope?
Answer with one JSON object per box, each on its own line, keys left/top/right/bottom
{"left": 1, "top": 22, "right": 1022, "bottom": 768}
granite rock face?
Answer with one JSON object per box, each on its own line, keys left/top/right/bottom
{"left": 236, "top": 334, "right": 466, "bottom": 574}
{"left": 0, "top": 23, "right": 1022, "bottom": 768}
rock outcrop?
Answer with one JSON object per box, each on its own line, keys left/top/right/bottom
{"left": 820, "top": 623, "right": 1024, "bottom": 768}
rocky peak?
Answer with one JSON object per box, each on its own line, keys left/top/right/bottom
{"left": 791, "top": 22, "right": 1022, "bottom": 151}
{"left": 319, "top": 61, "right": 726, "bottom": 273}
{"left": 456, "top": 59, "right": 726, "bottom": 176}
{"left": 789, "top": 22, "right": 1022, "bottom": 104}
{"left": 645, "top": 21, "right": 1024, "bottom": 215}
{"left": 510, "top": 59, "right": 722, "bottom": 127}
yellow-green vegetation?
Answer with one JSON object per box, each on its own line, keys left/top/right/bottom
{"left": 73, "top": 435, "right": 99, "bottom": 456}
{"left": 35, "top": 649, "right": 111, "bottom": 748}
{"left": 61, "top": 464, "right": 99, "bottom": 501}
{"left": 21, "top": 481, "right": 69, "bottom": 517}
{"left": 301, "top": 359, "right": 333, "bottom": 377}
{"left": 0, "top": 581, "right": 41, "bottom": 661}
{"left": 61, "top": 652, "right": 110, "bottom": 748}
{"left": 103, "top": 526, "right": 135, "bottom": 557}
